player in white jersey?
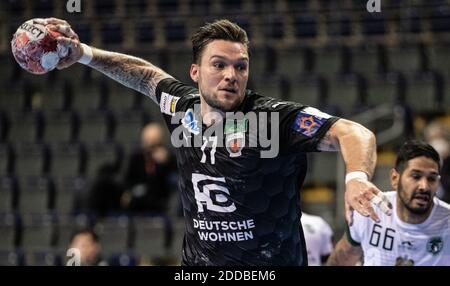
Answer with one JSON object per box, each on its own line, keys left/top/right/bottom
{"left": 327, "top": 140, "right": 450, "bottom": 266}
{"left": 301, "top": 212, "right": 334, "bottom": 266}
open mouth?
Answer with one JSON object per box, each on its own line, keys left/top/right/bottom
{"left": 413, "top": 195, "right": 431, "bottom": 203}
{"left": 220, "top": 87, "right": 237, "bottom": 94}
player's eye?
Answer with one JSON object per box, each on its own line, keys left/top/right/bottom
{"left": 213, "top": 61, "right": 225, "bottom": 69}
{"left": 411, "top": 174, "right": 421, "bottom": 180}
{"left": 236, "top": 64, "right": 248, "bottom": 71}
{"left": 427, "top": 175, "right": 440, "bottom": 183}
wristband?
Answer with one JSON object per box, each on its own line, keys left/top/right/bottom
{"left": 345, "top": 171, "right": 368, "bottom": 184}
{"left": 78, "top": 43, "right": 93, "bottom": 65}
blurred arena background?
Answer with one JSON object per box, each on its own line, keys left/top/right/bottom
{"left": 0, "top": 0, "right": 449, "bottom": 265}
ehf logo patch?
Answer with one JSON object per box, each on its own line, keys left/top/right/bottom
{"left": 427, "top": 237, "right": 443, "bottom": 255}
{"left": 292, "top": 107, "right": 331, "bottom": 137}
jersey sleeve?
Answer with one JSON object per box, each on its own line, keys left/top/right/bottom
{"left": 278, "top": 104, "right": 340, "bottom": 153}
{"left": 155, "top": 78, "right": 199, "bottom": 130}
{"left": 320, "top": 219, "right": 334, "bottom": 256}
{"left": 347, "top": 212, "right": 365, "bottom": 246}
{"left": 155, "top": 77, "right": 198, "bottom": 114}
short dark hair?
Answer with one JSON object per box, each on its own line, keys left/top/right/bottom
{"left": 191, "top": 19, "right": 250, "bottom": 64}
{"left": 395, "top": 140, "right": 441, "bottom": 172}
{"left": 69, "top": 228, "right": 99, "bottom": 244}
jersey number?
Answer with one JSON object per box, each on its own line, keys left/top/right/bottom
{"left": 369, "top": 224, "right": 395, "bottom": 251}
{"left": 192, "top": 173, "right": 236, "bottom": 213}
{"left": 200, "top": 136, "right": 217, "bottom": 165}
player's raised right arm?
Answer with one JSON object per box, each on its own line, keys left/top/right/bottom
{"left": 34, "top": 18, "right": 172, "bottom": 104}
{"left": 86, "top": 48, "right": 172, "bottom": 103}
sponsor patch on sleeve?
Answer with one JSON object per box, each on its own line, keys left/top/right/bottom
{"left": 292, "top": 107, "right": 331, "bottom": 137}
{"left": 160, "top": 92, "right": 180, "bottom": 115}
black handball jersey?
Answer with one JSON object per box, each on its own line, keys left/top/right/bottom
{"left": 154, "top": 78, "right": 339, "bottom": 266}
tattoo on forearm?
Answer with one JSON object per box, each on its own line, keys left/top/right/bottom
{"left": 88, "top": 49, "right": 171, "bottom": 103}
{"left": 318, "top": 130, "right": 340, "bottom": 152}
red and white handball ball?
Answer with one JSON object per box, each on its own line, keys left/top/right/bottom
{"left": 11, "top": 19, "right": 69, "bottom": 74}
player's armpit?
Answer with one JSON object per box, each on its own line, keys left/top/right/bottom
{"left": 326, "top": 233, "right": 363, "bottom": 266}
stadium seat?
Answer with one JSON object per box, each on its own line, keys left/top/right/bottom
{"left": 313, "top": 45, "right": 345, "bottom": 76}
{"left": 108, "top": 252, "right": 139, "bottom": 266}
{"left": 84, "top": 142, "right": 123, "bottom": 179}
{"left": 21, "top": 213, "right": 58, "bottom": 252}
{"left": 252, "top": 76, "right": 283, "bottom": 99}
{"left": 164, "top": 20, "right": 186, "bottom": 43}
{"left": 293, "top": 14, "right": 317, "bottom": 38}
{"left": 70, "top": 84, "right": 106, "bottom": 112}
{"left": 94, "top": 215, "right": 132, "bottom": 256}
{"left": 113, "top": 110, "right": 149, "bottom": 152}
{"left": 50, "top": 142, "right": 85, "bottom": 179}
{"left": 387, "top": 44, "right": 423, "bottom": 73}
{"left": 77, "top": 110, "right": 114, "bottom": 144}
{"left": 189, "top": 0, "right": 210, "bottom": 14}
{"left": 72, "top": 22, "right": 92, "bottom": 44}
{"left": 0, "top": 113, "right": 8, "bottom": 142}
{"left": 263, "top": 14, "right": 285, "bottom": 40}
{"left": 167, "top": 48, "right": 193, "bottom": 84}
{"left": 54, "top": 177, "right": 89, "bottom": 215}
{"left": 405, "top": 72, "right": 438, "bottom": 113}
{"left": 18, "top": 176, "right": 55, "bottom": 214}
{"left": 431, "top": 5, "right": 450, "bottom": 33}
{"left": 125, "top": 0, "right": 148, "bottom": 16}
{"left": 249, "top": 45, "right": 276, "bottom": 79}
{"left": 275, "top": 46, "right": 306, "bottom": 80}
{"left": 0, "top": 176, "right": 19, "bottom": 212}
{"left": 31, "top": 0, "right": 54, "bottom": 17}
{"left": 132, "top": 215, "right": 174, "bottom": 258}
{"left": 365, "top": 72, "right": 401, "bottom": 107}
{"left": 350, "top": 44, "right": 382, "bottom": 74}
{"left": 135, "top": 21, "right": 155, "bottom": 45}
{"left": 42, "top": 111, "right": 78, "bottom": 144}
{"left": 157, "top": 0, "right": 180, "bottom": 15}
{"left": 429, "top": 44, "right": 450, "bottom": 76}
{"left": 286, "top": 0, "right": 309, "bottom": 11}
{"left": 0, "top": 212, "right": 21, "bottom": 250}
{"left": 361, "top": 13, "right": 386, "bottom": 35}
{"left": 101, "top": 21, "right": 123, "bottom": 46}
{"left": 326, "top": 74, "right": 362, "bottom": 115}
{"left": 6, "top": 111, "right": 43, "bottom": 144}
{"left": 308, "top": 152, "right": 339, "bottom": 186}
{"left": 94, "top": 0, "right": 117, "bottom": 16}
{"left": 0, "top": 250, "right": 25, "bottom": 266}
{"left": 0, "top": 144, "right": 13, "bottom": 176}
{"left": 290, "top": 75, "right": 324, "bottom": 107}
{"left": 326, "top": 14, "right": 352, "bottom": 37}
{"left": 14, "top": 142, "right": 50, "bottom": 177}
{"left": 0, "top": 83, "right": 30, "bottom": 112}
{"left": 28, "top": 251, "right": 63, "bottom": 266}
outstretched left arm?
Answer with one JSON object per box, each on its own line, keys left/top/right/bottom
{"left": 318, "top": 119, "right": 391, "bottom": 225}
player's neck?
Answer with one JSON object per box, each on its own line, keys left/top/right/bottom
{"left": 201, "top": 101, "right": 225, "bottom": 127}
{"left": 396, "top": 200, "right": 433, "bottom": 224}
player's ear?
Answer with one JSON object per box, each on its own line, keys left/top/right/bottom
{"left": 190, "top": 63, "right": 199, "bottom": 83}
{"left": 390, "top": 168, "right": 400, "bottom": 190}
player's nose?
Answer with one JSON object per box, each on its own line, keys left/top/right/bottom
{"left": 417, "top": 177, "right": 430, "bottom": 190}
{"left": 224, "top": 66, "right": 237, "bottom": 83}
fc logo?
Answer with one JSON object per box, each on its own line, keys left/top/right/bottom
{"left": 192, "top": 174, "right": 236, "bottom": 213}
